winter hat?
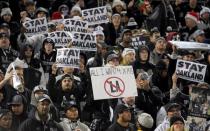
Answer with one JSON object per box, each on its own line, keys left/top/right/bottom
{"left": 0, "top": 109, "right": 11, "bottom": 118}
{"left": 121, "top": 29, "right": 132, "bottom": 39}
{"left": 185, "top": 11, "right": 199, "bottom": 23}
{"left": 127, "top": 17, "right": 138, "bottom": 29}
{"left": 0, "top": 32, "right": 9, "bottom": 39}
{"left": 35, "top": 7, "right": 49, "bottom": 16}
{"left": 71, "top": 5, "right": 82, "bottom": 14}
{"left": 170, "top": 116, "right": 184, "bottom": 126}
{"left": 200, "top": 7, "right": 210, "bottom": 17}
{"left": 94, "top": 26, "right": 104, "bottom": 36}
{"left": 106, "top": 53, "right": 119, "bottom": 63}
{"left": 58, "top": 4, "right": 69, "bottom": 13}
{"left": 51, "top": 11, "right": 63, "bottom": 20}
{"left": 1, "top": 8, "right": 12, "bottom": 17}
{"left": 138, "top": 113, "right": 154, "bottom": 128}
{"left": 193, "top": 29, "right": 205, "bottom": 38}
{"left": 112, "top": 0, "right": 125, "bottom": 9}
{"left": 122, "top": 48, "right": 135, "bottom": 57}
{"left": 0, "top": 23, "right": 10, "bottom": 29}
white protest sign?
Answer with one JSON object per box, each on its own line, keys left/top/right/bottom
{"left": 23, "top": 17, "right": 48, "bottom": 37}
{"left": 51, "top": 19, "right": 64, "bottom": 25}
{"left": 63, "top": 19, "right": 88, "bottom": 33}
{"left": 72, "top": 32, "right": 97, "bottom": 51}
{"left": 170, "top": 41, "right": 210, "bottom": 50}
{"left": 82, "top": 6, "right": 109, "bottom": 25}
{"left": 131, "top": 36, "right": 146, "bottom": 49}
{"left": 56, "top": 48, "right": 80, "bottom": 68}
{"left": 47, "top": 31, "right": 72, "bottom": 48}
{"left": 176, "top": 59, "right": 207, "bottom": 82}
{"left": 11, "top": 64, "right": 22, "bottom": 91}
{"left": 89, "top": 66, "right": 138, "bottom": 100}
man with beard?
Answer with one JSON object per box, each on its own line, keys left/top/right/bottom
{"left": 18, "top": 95, "right": 63, "bottom": 131}
{"left": 107, "top": 104, "right": 135, "bottom": 131}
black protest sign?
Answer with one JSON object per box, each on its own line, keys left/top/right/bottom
{"left": 131, "top": 36, "right": 146, "bottom": 49}
{"left": 82, "top": 6, "right": 109, "bottom": 26}
{"left": 56, "top": 48, "right": 80, "bottom": 68}
{"left": 23, "top": 17, "right": 48, "bottom": 37}
{"left": 63, "top": 19, "right": 88, "bottom": 33}
{"left": 176, "top": 60, "right": 207, "bottom": 82}
{"left": 47, "top": 31, "right": 72, "bottom": 48}
{"left": 72, "top": 32, "right": 96, "bottom": 51}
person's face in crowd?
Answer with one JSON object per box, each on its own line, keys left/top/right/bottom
{"left": 37, "top": 100, "right": 50, "bottom": 116}
{"left": 182, "top": 54, "right": 195, "bottom": 61}
{"left": 11, "top": 104, "right": 24, "bottom": 115}
{"left": 80, "top": 55, "right": 86, "bottom": 65}
{"left": 13, "top": 68, "right": 24, "bottom": 86}
{"left": 112, "top": 15, "right": 121, "bottom": 26}
{"left": 155, "top": 39, "right": 166, "bottom": 53}
{"left": 189, "top": 0, "right": 197, "bottom": 8}
{"left": 61, "top": 78, "right": 73, "bottom": 91}
{"left": 124, "top": 52, "right": 135, "bottom": 64}
{"left": 2, "top": 14, "right": 12, "bottom": 23}
{"left": 0, "top": 35, "right": 10, "bottom": 49}
{"left": 123, "top": 32, "right": 132, "bottom": 44}
{"left": 37, "top": 12, "right": 46, "bottom": 18}
{"left": 44, "top": 43, "right": 53, "bottom": 54}
{"left": 65, "top": 107, "right": 78, "bottom": 121}
{"left": 24, "top": 47, "right": 33, "bottom": 58}
{"left": 70, "top": 10, "right": 81, "bottom": 17}
{"left": 63, "top": 67, "right": 74, "bottom": 74}
{"left": 119, "top": 110, "right": 131, "bottom": 122}
{"left": 195, "top": 34, "right": 206, "bottom": 43}
{"left": 201, "top": 12, "right": 210, "bottom": 20}
{"left": 136, "top": 75, "right": 149, "bottom": 89}
{"left": 115, "top": 5, "right": 123, "bottom": 14}
{"left": 172, "top": 121, "right": 184, "bottom": 131}
{"left": 108, "top": 58, "right": 120, "bottom": 66}
{"left": 96, "top": 34, "right": 104, "bottom": 43}
{"left": 185, "top": 18, "right": 196, "bottom": 28}
{"left": 145, "top": 3, "right": 152, "bottom": 14}
{"left": 123, "top": 97, "right": 135, "bottom": 106}
{"left": 167, "top": 107, "right": 181, "bottom": 118}
{"left": 26, "top": 5, "right": 36, "bottom": 14}
{"left": 139, "top": 49, "right": 148, "bottom": 62}
{"left": 150, "top": 32, "right": 160, "bottom": 43}
{"left": 121, "top": 15, "right": 129, "bottom": 25}
{"left": 0, "top": 113, "right": 12, "bottom": 129}
{"left": 60, "top": 7, "right": 69, "bottom": 16}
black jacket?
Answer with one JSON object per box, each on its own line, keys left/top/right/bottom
{"left": 18, "top": 111, "right": 63, "bottom": 131}
{"left": 106, "top": 122, "right": 135, "bottom": 131}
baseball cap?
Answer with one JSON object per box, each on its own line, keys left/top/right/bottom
{"left": 8, "top": 95, "right": 25, "bottom": 105}
{"left": 37, "top": 94, "right": 51, "bottom": 103}
{"left": 138, "top": 72, "right": 149, "bottom": 80}
{"left": 106, "top": 53, "right": 119, "bottom": 62}
{"left": 170, "top": 116, "right": 184, "bottom": 126}
{"left": 193, "top": 29, "right": 205, "bottom": 38}
{"left": 64, "top": 100, "right": 78, "bottom": 112}
{"left": 138, "top": 113, "right": 154, "bottom": 129}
